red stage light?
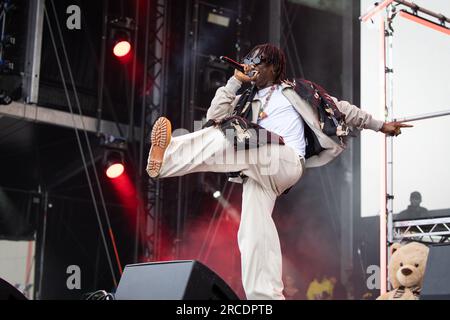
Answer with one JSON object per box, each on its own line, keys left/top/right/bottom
{"left": 106, "top": 163, "right": 124, "bottom": 179}
{"left": 113, "top": 40, "right": 131, "bottom": 57}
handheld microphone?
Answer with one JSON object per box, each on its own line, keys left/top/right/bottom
{"left": 219, "top": 56, "right": 245, "bottom": 73}
{"left": 220, "top": 56, "right": 257, "bottom": 77}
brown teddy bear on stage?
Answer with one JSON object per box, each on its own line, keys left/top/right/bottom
{"left": 377, "top": 242, "right": 429, "bottom": 300}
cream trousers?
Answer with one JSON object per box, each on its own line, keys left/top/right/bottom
{"left": 153, "top": 126, "right": 304, "bottom": 299}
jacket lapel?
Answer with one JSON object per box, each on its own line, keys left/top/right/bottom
{"left": 251, "top": 99, "right": 261, "bottom": 123}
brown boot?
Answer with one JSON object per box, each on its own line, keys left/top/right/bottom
{"left": 147, "top": 117, "right": 172, "bottom": 178}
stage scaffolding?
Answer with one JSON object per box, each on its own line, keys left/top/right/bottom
{"left": 393, "top": 217, "right": 450, "bottom": 244}
{"left": 138, "top": 0, "right": 170, "bottom": 263}
{"left": 0, "top": 0, "right": 171, "bottom": 290}
{"left": 360, "top": 0, "right": 450, "bottom": 294}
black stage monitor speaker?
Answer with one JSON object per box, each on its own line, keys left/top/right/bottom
{"left": 0, "top": 278, "right": 27, "bottom": 300}
{"left": 421, "top": 245, "right": 450, "bottom": 300}
{"left": 114, "top": 260, "right": 239, "bottom": 300}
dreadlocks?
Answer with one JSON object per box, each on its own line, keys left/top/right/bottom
{"left": 245, "top": 43, "right": 287, "bottom": 84}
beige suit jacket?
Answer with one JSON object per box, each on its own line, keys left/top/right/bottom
{"left": 206, "top": 77, "right": 384, "bottom": 168}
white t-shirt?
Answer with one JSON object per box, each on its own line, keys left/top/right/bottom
{"left": 256, "top": 85, "right": 306, "bottom": 157}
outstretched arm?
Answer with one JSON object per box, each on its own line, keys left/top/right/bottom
{"left": 331, "top": 97, "right": 413, "bottom": 136}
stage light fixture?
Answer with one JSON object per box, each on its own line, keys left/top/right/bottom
{"left": 101, "top": 134, "right": 127, "bottom": 180}
{"left": 109, "top": 17, "right": 135, "bottom": 60}
{"left": 104, "top": 150, "right": 125, "bottom": 179}
{"left": 106, "top": 162, "right": 124, "bottom": 179}
{"left": 213, "top": 191, "right": 221, "bottom": 199}
{"left": 113, "top": 40, "right": 131, "bottom": 57}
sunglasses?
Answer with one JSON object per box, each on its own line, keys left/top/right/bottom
{"left": 242, "top": 55, "right": 268, "bottom": 66}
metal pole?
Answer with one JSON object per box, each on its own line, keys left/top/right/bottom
{"left": 153, "top": 0, "right": 169, "bottom": 261}
{"left": 135, "top": 0, "right": 152, "bottom": 264}
{"left": 395, "top": 0, "right": 450, "bottom": 23}
{"left": 397, "top": 11, "right": 450, "bottom": 36}
{"left": 128, "top": 1, "right": 140, "bottom": 144}
{"left": 0, "top": 2, "right": 6, "bottom": 60}
{"left": 381, "top": 4, "right": 397, "bottom": 293}
{"left": 379, "top": 14, "right": 388, "bottom": 297}
{"left": 361, "top": 0, "right": 450, "bottom": 24}
{"left": 175, "top": 0, "right": 194, "bottom": 260}
{"left": 385, "top": 6, "right": 395, "bottom": 293}
{"left": 395, "top": 109, "right": 450, "bottom": 123}
{"left": 189, "top": 0, "right": 199, "bottom": 131}
{"left": 269, "top": 0, "right": 281, "bottom": 47}
{"left": 340, "top": 0, "right": 354, "bottom": 287}
{"left": 36, "top": 190, "right": 48, "bottom": 300}
{"left": 96, "top": 0, "right": 108, "bottom": 136}
{"left": 175, "top": 0, "right": 198, "bottom": 259}
{"left": 23, "top": 0, "right": 45, "bottom": 104}
{"left": 360, "top": 0, "right": 395, "bottom": 22}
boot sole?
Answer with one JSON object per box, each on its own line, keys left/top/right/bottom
{"left": 147, "top": 117, "right": 172, "bottom": 178}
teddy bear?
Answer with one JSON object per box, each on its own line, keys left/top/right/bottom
{"left": 377, "top": 241, "right": 429, "bottom": 300}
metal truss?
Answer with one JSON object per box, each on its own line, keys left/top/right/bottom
{"left": 0, "top": 0, "right": 169, "bottom": 274}
{"left": 138, "top": 0, "right": 169, "bottom": 262}
{"left": 0, "top": 101, "right": 135, "bottom": 137}
{"left": 393, "top": 218, "right": 450, "bottom": 244}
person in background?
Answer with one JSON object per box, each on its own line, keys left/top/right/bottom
{"left": 306, "top": 273, "right": 334, "bottom": 300}
{"left": 395, "top": 191, "right": 428, "bottom": 220}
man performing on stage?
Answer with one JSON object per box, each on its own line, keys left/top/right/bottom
{"left": 146, "top": 44, "right": 411, "bottom": 300}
